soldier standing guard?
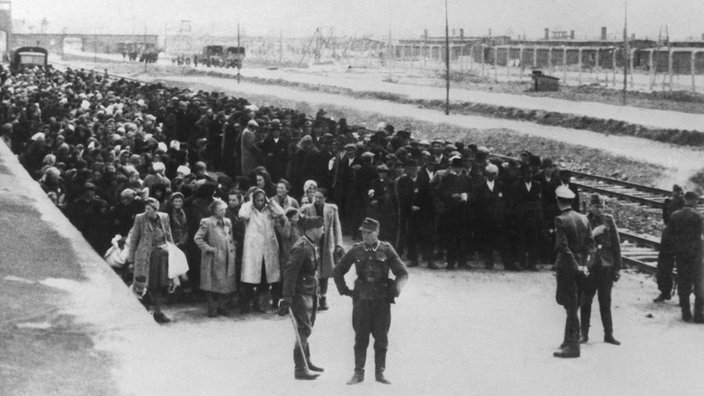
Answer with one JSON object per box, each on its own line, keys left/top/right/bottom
{"left": 581, "top": 194, "right": 621, "bottom": 345}
{"left": 334, "top": 218, "right": 408, "bottom": 385}
{"left": 553, "top": 186, "right": 594, "bottom": 359}
{"left": 279, "top": 216, "right": 326, "bottom": 380}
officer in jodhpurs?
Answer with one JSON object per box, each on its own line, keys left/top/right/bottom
{"left": 553, "top": 186, "right": 594, "bottom": 359}
{"left": 333, "top": 217, "right": 409, "bottom": 385}
{"left": 279, "top": 216, "right": 326, "bottom": 380}
{"left": 580, "top": 194, "right": 621, "bottom": 345}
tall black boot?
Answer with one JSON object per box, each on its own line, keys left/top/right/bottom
{"left": 681, "top": 296, "right": 693, "bottom": 322}
{"left": 375, "top": 348, "right": 390, "bottom": 384}
{"left": 294, "top": 347, "right": 319, "bottom": 380}
{"left": 580, "top": 305, "right": 591, "bottom": 344}
{"left": 304, "top": 343, "right": 324, "bottom": 372}
{"left": 347, "top": 348, "right": 366, "bottom": 385}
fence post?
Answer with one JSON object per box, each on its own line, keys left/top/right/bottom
{"left": 519, "top": 46, "right": 524, "bottom": 81}
{"left": 548, "top": 47, "right": 553, "bottom": 75}
{"left": 562, "top": 46, "right": 567, "bottom": 84}
{"left": 533, "top": 46, "right": 538, "bottom": 68}
{"left": 578, "top": 48, "right": 582, "bottom": 85}
{"left": 612, "top": 48, "right": 617, "bottom": 87}
{"left": 668, "top": 49, "right": 673, "bottom": 90}
{"left": 649, "top": 49, "right": 655, "bottom": 91}
{"left": 494, "top": 47, "right": 498, "bottom": 81}
{"left": 506, "top": 47, "right": 511, "bottom": 81}
{"left": 481, "top": 45, "right": 486, "bottom": 77}
{"left": 595, "top": 48, "right": 600, "bottom": 82}
{"left": 692, "top": 50, "right": 697, "bottom": 92}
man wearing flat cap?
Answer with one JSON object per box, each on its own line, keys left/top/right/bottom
{"left": 553, "top": 185, "right": 595, "bottom": 358}
{"left": 279, "top": 216, "right": 326, "bottom": 380}
{"left": 659, "top": 191, "right": 704, "bottom": 322}
{"left": 334, "top": 217, "right": 408, "bottom": 385}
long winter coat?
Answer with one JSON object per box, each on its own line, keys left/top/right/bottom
{"left": 194, "top": 216, "right": 237, "bottom": 293}
{"left": 127, "top": 212, "right": 174, "bottom": 286}
{"left": 239, "top": 200, "right": 285, "bottom": 284}
{"left": 300, "top": 202, "right": 343, "bottom": 279}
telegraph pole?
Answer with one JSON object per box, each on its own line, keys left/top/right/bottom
{"left": 444, "top": 0, "right": 450, "bottom": 115}
{"left": 237, "top": 22, "right": 241, "bottom": 84}
{"left": 144, "top": 24, "right": 148, "bottom": 73}
{"left": 622, "top": 0, "right": 628, "bottom": 105}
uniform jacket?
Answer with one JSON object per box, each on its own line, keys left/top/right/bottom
{"left": 282, "top": 236, "right": 319, "bottom": 298}
{"left": 662, "top": 206, "right": 704, "bottom": 254}
{"left": 238, "top": 199, "right": 285, "bottom": 284}
{"left": 587, "top": 213, "right": 621, "bottom": 270}
{"left": 127, "top": 212, "right": 175, "bottom": 286}
{"left": 194, "top": 216, "right": 237, "bottom": 293}
{"left": 333, "top": 241, "right": 408, "bottom": 301}
{"left": 300, "top": 202, "right": 343, "bottom": 279}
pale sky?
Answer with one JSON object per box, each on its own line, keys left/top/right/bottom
{"left": 12, "top": 0, "right": 704, "bottom": 40}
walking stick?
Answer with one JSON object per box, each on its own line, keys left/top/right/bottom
{"left": 288, "top": 306, "right": 310, "bottom": 371}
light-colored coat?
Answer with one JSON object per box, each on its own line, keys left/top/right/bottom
{"left": 127, "top": 212, "right": 174, "bottom": 286}
{"left": 300, "top": 202, "right": 343, "bottom": 278}
{"left": 194, "top": 216, "right": 237, "bottom": 293}
{"left": 239, "top": 199, "right": 285, "bottom": 284}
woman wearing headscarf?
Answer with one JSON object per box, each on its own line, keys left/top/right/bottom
{"left": 239, "top": 188, "right": 285, "bottom": 313}
{"left": 300, "top": 179, "right": 318, "bottom": 205}
{"left": 127, "top": 197, "right": 175, "bottom": 324}
{"left": 194, "top": 199, "right": 238, "bottom": 317}
{"left": 167, "top": 192, "right": 189, "bottom": 249}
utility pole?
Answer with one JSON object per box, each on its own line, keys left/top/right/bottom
{"left": 279, "top": 30, "right": 283, "bottom": 65}
{"left": 444, "top": 0, "right": 450, "bottom": 115}
{"left": 144, "top": 24, "right": 148, "bottom": 73}
{"left": 164, "top": 22, "right": 168, "bottom": 55}
{"left": 622, "top": 0, "right": 628, "bottom": 105}
{"left": 237, "top": 22, "right": 241, "bottom": 84}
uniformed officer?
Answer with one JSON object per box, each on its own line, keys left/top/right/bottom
{"left": 659, "top": 191, "right": 704, "bottom": 322}
{"left": 581, "top": 194, "right": 621, "bottom": 345}
{"left": 333, "top": 217, "right": 409, "bottom": 385}
{"left": 553, "top": 186, "right": 594, "bottom": 359}
{"left": 279, "top": 216, "right": 326, "bottom": 380}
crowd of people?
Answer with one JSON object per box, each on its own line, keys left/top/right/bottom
{"left": 11, "top": 62, "right": 703, "bottom": 351}
{"left": 0, "top": 63, "right": 598, "bottom": 322}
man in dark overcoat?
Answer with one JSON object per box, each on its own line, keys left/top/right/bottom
{"left": 553, "top": 186, "right": 594, "bottom": 358}
{"left": 659, "top": 191, "right": 704, "bottom": 322}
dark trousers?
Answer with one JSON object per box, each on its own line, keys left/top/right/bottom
{"left": 292, "top": 294, "right": 317, "bottom": 371}
{"left": 352, "top": 298, "right": 391, "bottom": 371}
{"left": 318, "top": 278, "right": 329, "bottom": 297}
{"left": 580, "top": 266, "right": 615, "bottom": 337}
{"left": 675, "top": 252, "right": 702, "bottom": 309}
{"left": 480, "top": 222, "right": 512, "bottom": 269}
{"left": 656, "top": 249, "right": 675, "bottom": 296}
{"left": 556, "top": 267, "right": 581, "bottom": 348}
{"left": 405, "top": 215, "right": 434, "bottom": 264}
{"left": 516, "top": 221, "right": 540, "bottom": 268}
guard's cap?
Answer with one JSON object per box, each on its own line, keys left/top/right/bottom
{"left": 556, "top": 185, "right": 576, "bottom": 200}
{"left": 358, "top": 217, "right": 380, "bottom": 233}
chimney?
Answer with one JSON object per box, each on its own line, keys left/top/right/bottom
{"left": 424, "top": 29, "right": 428, "bottom": 40}
{"left": 601, "top": 27, "right": 607, "bottom": 40}
{"left": 460, "top": 28, "right": 464, "bottom": 39}
{"left": 570, "top": 30, "right": 575, "bottom": 40}
{"left": 488, "top": 28, "right": 492, "bottom": 37}
{"left": 631, "top": 33, "right": 635, "bottom": 41}
{"left": 452, "top": 29, "right": 456, "bottom": 37}
{"left": 544, "top": 28, "right": 550, "bottom": 40}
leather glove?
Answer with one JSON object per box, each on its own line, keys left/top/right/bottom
{"left": 278, "top": 298, "right": 291, "bottom": 316}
